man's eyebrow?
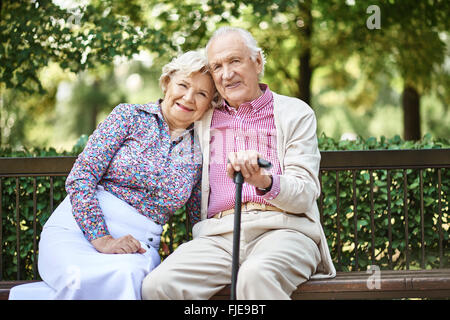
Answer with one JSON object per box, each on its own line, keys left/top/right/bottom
{"left": 209, "top": 54, "right": 242, "bottom": 65}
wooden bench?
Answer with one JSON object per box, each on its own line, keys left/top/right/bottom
{"left": 1, "top": 149, "right": 449, "bottom": 299}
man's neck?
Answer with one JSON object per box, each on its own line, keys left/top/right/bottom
{"left": 228, "top": 86, "right": 264, "bottom": 110}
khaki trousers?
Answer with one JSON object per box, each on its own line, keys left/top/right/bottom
{"left": 141, "top": 211, "right": 321, "bottom": 300}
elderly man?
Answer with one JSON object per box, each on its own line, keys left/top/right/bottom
{"left": 142, "top": 27, "right": 335, "bottom": 300}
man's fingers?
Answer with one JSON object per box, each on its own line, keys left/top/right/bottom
{"left": 226, "top": 162, "right": 235, "bottom": 179}
{"left": 227, "top": 152, "right": 239, "bottom": 171}
{"left": 227, "top": 150, "right": 265, "bottom": 180}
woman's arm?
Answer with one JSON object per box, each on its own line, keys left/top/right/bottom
{"left": 66, "top": 104, "right": 135, "bottom": 242}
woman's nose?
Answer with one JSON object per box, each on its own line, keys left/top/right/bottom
{"left": 184, "top": 89, "right": 195, "bottom": 102}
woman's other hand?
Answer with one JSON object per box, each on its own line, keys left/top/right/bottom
{"left": 91, "top": 235, "right": 146, "bottom": 254}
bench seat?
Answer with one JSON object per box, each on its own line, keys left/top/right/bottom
{"left": 211, "top": 269, "right": 450, "bottom": 300}
{"left": 2, "top": 270, "right": 449, "bottom": 300}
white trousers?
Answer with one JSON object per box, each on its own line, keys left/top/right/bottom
{"left": 141, "top": 211, "right": 321, "bottom": 300}
{"left": 9, "top": 186, "right": 162, "bottom": 300}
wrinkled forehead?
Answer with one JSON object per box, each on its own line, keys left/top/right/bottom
{"left": 207, "top": 33, "right": 251, "bottom": 64}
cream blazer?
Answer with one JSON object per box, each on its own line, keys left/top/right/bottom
{"left": 194, "top": 92, "right": 336, "bottom": 279}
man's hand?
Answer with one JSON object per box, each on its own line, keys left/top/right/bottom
{"left": 91, "top": 234, "right": 146, "bottom": 254}
{"left": 227, "top": 150, "right": 272, "bottom": 189}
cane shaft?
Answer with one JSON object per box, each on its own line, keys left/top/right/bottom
{"left": 230, "top": 172, "right": 243, "bottom": 300}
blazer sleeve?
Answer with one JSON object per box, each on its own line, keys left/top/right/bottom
{"left": 267, "top": 107, "right": 321, "bottom": 220}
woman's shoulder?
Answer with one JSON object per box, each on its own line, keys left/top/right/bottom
{"left": 104, "top": 103, "right": 161, "bottom": 127}
{"left": 111, "top": 102, "right": 159, "bottom": 115}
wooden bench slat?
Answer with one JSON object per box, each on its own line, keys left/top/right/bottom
{"left": 211, "top": 269, "right": 450, "bottom": 299}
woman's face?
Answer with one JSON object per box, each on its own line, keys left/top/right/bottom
{"left": 161, "top": 71, "right": 215, "bottom": 131}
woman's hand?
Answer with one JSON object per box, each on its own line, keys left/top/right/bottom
{"left": 91, "top": 234, "right": 146, "bottom": 254}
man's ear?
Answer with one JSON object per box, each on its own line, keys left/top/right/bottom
{"left": 255, "top": 52, "right": 263, "bottom": 74}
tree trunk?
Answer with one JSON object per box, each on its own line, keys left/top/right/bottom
{"left": 299, "top": 50, "right": 312, "bottom": 105}
{"left": 297, "top": 0, "right": 313, "bottom": 105}
{"left": 90, "top": 80, "right": 100, "bottom": 133}
{"left": 402, "top": 85, "right": 421, "bottom": 141}
{"left": 91, "top": 104, "right": 98, "bottom": 134}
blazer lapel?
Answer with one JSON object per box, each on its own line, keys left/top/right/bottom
{"left": 194, "top": 108, "right": 214, "bottom": 220}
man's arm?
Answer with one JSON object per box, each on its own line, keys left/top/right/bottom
{"left": 268, "top": 110, "right": 321, "bottom": 216}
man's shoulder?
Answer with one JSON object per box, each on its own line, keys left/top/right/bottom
{"left": 272, "top": 91, "right": 314, "bottom": 116}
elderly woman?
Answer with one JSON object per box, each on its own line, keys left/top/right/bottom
{"left": 9, "top": 50, "right": 219, "bottom": 300}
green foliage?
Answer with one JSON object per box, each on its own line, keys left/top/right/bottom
{"left": 0, "top": 0, "right": 168, "bottom": 149}
{"left": 319, "top": 134, "right": 449, "bottom": 271}
{"left": 0, "top": 0, "right": 166, "bottom": 94}
{"left": 0, "top": 146, "right": 76, "bottom": 280}
{"left": 320, "top": 165, "right": 449, "bottom": 272}
{"left": 318, "top": 133, "right": 450, "bottom": 151}
{"left": 1, "top": 135, "right": 449, "bottom": 280}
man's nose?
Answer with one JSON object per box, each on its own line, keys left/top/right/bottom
{"left": 222, "top": 65, "right": 234, "bottom": 80}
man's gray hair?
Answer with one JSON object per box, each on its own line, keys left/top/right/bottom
{"left": 206, "top": 26, "right": 266, "bottom": 78}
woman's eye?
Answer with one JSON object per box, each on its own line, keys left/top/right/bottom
{"left": 178, "top": 83, "right": 188, "bottom": 88}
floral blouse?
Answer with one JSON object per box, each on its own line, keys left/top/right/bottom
{"left": 65, "top": 103, "right": 202, "bottom": 241}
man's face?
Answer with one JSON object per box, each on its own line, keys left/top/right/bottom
{"left": 207, "top": 32, "right": 263, "bottom": 109}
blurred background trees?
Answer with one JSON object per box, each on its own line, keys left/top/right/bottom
{"left": 1, "top": 0, "right": 449, "bottom": 150}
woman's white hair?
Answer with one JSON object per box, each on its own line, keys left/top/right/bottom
{"left": 206, "top": 26, "right": 266, "bottom": 79}
{"left": 159, "top": 50, "right": 222, "bottom": 108}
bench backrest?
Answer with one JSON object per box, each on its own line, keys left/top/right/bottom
{"left": 0, "top": 149, "right": 449, "bottom": 280}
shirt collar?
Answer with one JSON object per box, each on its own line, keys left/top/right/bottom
{"left": 136, "top": 100, "right": 163, "bottom": 116}
{"left": 137, "top": 100, "right": 194, "bottom": 134}
{"left": 221, "top": 83, "right": 273, "bottom": 113}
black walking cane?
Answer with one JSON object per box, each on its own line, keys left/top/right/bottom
{"left": 230, "top": 158, "right": 272, "bottom": 300}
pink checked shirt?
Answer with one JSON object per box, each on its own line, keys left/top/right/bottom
{"left": 207, "top": 84, "right": 282, "bottom": 218}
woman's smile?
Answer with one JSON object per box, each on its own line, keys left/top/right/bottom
{"left": 175, "top": 102, "right": 194, "bottom": 112}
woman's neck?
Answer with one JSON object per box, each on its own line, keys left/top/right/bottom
{"left": 169, "top": 128, "right": 185, "bottom": 141}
